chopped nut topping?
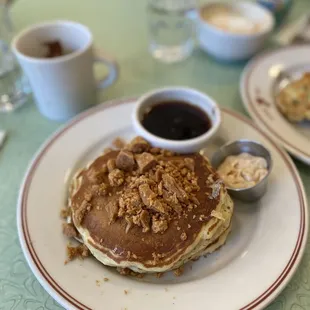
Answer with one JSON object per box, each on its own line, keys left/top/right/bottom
{"left": 180, "top": 232, "right": 187, "bottom": 241}
{"left": 209, "top": 179, "right": 223, "bottom": 199}
{"left": 138, "top": 183, "right": 155, "bottom": 205}
{"left": 102, "top": 164, "right": 108, "bottom": 173}
{"left": 139, "top": 184, "right": 166, "bottom": 214}
{"left": 62, "top": 223, "right": 78, "bottom": 238}
{"left": 108, "top": 169, "right": 124, "bottom": 186}
{"left": 125, "top": 216, "right": 133, "bottom": 233}
{"left": 152, "top": 217, "right": 168, "bottom": 233}
{"left": 116, "top": 150, "right": 135, "bottom": 171}
{"left": 103, "top": 147, "right": 113, "bottom": 154}
{"left": 157, "top": 181, "right": 163, "bottom": 195}
{"left": 140, "top": 210, "right": 151, "bottom": 232}
{"left": 107, "top": 159, "right": 116, "bottom": 172}
{"left": 126, "top": 136, "right": 150, "bottom": 153}
{"left": 106, "top": 200, "right": 119, "bottom": 224}
{"left": 60, "top": 208, "right": 71, "bottom": 218}
{"left": 162, "top": 174, "right": 188, "bottom": 202}
{"left": 161, "top": 150, "right": 175, "bottom": 157}
{"left": 112, "top": 137, "right": 125, "bottom": 149}
{"left": 117, "top": 267, "right": 130, "bottom": 275}
{"left": 155, "top": 169, "right": 163, "bottom": 182}
{"left": 84, "top": 191, "right": 93, "bottom": 202}
{"left": 66, "top": 244, "right": 90, "bottom": 261}
{"left": 184, "top": 158, "right": 195, "bottom": 171}
{"left": 119, "top": 189, "right": 143, "bottom": 216}
{"left": 117, "top": 267, "right": 144, "bottom": 278}
{"left": 190, "top": 195, "right": 200, "bottom": 206}
{"left": 131, "top": 175, "right": 155, "bottom": 188}
{"left": 136, "top": 152, "right": 157, "bottom": 173}
{"left": 74, "top": 200, "right": 92, "bottom": 225}
{"left": 92, "top": 183, "right": 109, "bottom": 196}
{"left": 150, "top": 147, "right": 161, "bottom": 154}
{"left": 173, "top": 266, "right": 184, "bottom": 277}
{"left": 86, "top": 168, "right": 105, "bottom": 184}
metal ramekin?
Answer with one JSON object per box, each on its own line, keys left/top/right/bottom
{"left": 211, "top": 139, "right": 273, "bottom": 202}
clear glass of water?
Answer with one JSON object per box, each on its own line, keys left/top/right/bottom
{"left": 147, "top": 0, "right": 197, "bottom": 63}
{"left": 0, "top": 3, "right": 31, "bottom": 113}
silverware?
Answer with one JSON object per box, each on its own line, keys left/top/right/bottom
{"left": 211, "top": 139, "right": 273, "bottom": 202}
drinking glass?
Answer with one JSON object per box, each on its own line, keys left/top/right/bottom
{"left": 147, "top": 0, "right": 197, "bottom": 63}
{"left": 0, "top": 2, "right": 30, "bottom": 112}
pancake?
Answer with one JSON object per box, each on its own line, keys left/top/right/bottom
{"left": 67, "top": 137, "right": 234, "bottom": 273}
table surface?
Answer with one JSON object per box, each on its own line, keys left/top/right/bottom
{"left": 0, "top": 0, "right": 309, "bottom": 309}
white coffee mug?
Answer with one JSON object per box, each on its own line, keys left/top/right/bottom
{"left": 12, "top": 20, "right": 118, "bottom": 121}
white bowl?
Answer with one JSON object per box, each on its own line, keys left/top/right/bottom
{"left": 132, "top": 87, "right": 221, "bottom": 153}
{"left": 198, "top": 1, "right": 275, "bottom": 62}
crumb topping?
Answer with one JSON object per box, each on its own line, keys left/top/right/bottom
{"left": 117, "top": 267, "right": 144, "bottom": 278}
{"left": 60, "top": 207, "right": 71, "bottom": 218}
{"left": 66, "top": 244, "right": 90, "bottom": 261}
{"left": 112, "top": 137, "right": 126, "bottom": 149}
{"left": 116, "top": 150, "right": 136, "bottom": 171}
{"left": 62, "top": 223, "right": 78, "bottom": 238}
{"left": 173, "top": 266, "right": 184, "bottom": 277}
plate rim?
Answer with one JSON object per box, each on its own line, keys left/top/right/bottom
{"left": 17, "top": 97, "right": 309, "bottom": 310}
{"left": 240, "top": 45, "right": 310, "bottom": 165}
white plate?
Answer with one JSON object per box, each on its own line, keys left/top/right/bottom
{"left": 17, "top": 98, "right": 308, "bottom": 310}
{"left": 241, "top": 45, "right": 310, "bottom": 165}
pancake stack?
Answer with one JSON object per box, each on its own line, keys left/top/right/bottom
{"left": 65, "top": 137, "right": 234, "bottom": 274}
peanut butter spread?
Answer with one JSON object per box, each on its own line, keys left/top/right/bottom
{"left": 217, "top": 152, "right": 268, "bottom": 189}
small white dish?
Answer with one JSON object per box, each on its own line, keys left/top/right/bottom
{"left": 17, "top": 98, "right": 308, "bottom": 310}
{"left": 241, "top": 45, "right": 310, "bottom": 165}
{"left": 132, "top": 87, "right": 221, "bottom": 153}
{"left": 198, "top": 1, "right": 274, "bottom": 62}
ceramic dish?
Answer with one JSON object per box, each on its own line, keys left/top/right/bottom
{"left": 241, "top": 45, "right": 310, "bottom": 165}
{"left": 198, "top": 1, "right": 274, "bottom": 61}
{"left": 132, "top": 87, "right": 221, "bottom": 153}
{"left": 17, "top": 98, "right": 308, "bottom": 310}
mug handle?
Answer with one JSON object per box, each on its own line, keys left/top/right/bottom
{"left": 93, "top": 48, "right": 119, "bottom": 89}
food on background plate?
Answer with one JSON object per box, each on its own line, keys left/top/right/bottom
{"left": 63, "top": 137, "right": 234, "bottom": 275}
{"left": 276, "top": 72, "right": 310, "bottom": 122}
{"left": 217, "top": 152, "right": 268, "bottom": 189}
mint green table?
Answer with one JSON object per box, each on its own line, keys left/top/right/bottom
{"left": 0, "top": 0, "right": 309, "bottom": 309}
